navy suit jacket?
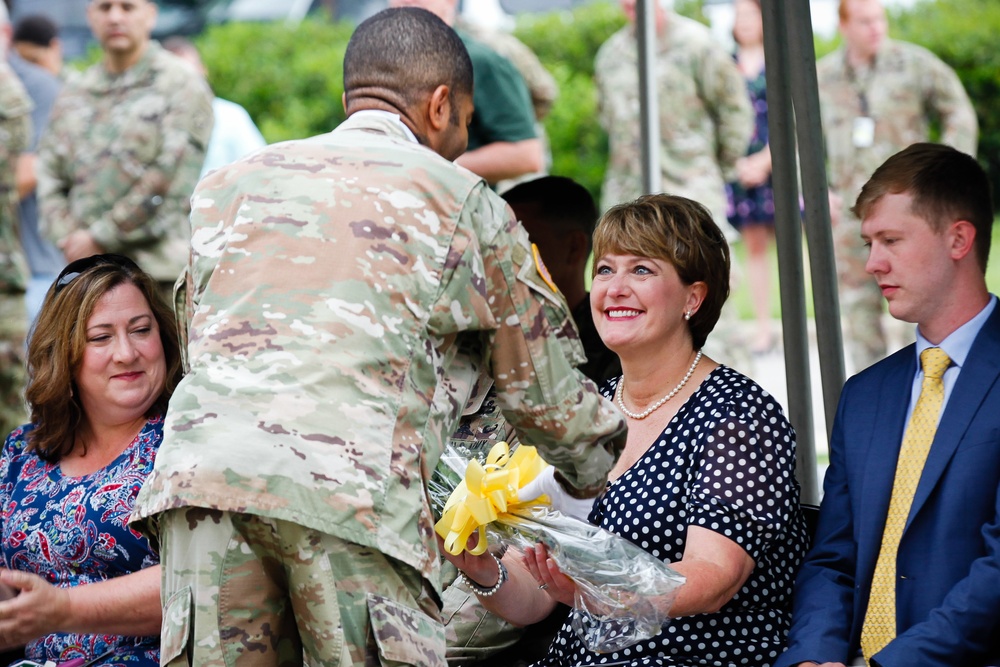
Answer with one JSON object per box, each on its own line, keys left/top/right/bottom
{"left": 776, "top": 306, "right": 1000, "bottom": 667}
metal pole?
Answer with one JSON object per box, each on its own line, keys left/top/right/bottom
{"left": 783, "top": 0, "right": 846, "bottom": 437}
{"left": 636, "top": 0, "right": 660, "bottom": 195}
{"left": 761, "top": 0, "right": 819, "bottom": 505}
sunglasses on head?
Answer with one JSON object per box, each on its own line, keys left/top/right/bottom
{"left": 54, "top": 253, "right": 142, "bottom": 294}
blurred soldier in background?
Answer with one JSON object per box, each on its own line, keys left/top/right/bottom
{"left": 0, "top": 2, "right": 32, "bottom": 437}
{"left": 818, "top": 0, "right": 977, "bottom": 372}
{"left": 37, "top": 0, "right": 213, "bottom": 299}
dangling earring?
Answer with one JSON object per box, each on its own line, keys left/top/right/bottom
{"left": 684, "top": 310, "right": 692, "bottom": 321}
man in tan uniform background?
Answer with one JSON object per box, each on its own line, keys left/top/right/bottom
{"left": 818, "top": 0, "right": 978, "bottom": 372}
{"left": 37, "top": 0, "right": 212, "bottom": 296}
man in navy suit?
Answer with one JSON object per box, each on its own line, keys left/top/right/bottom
{"left": 776, "top": 142, "right": 1000, "bottom": 667}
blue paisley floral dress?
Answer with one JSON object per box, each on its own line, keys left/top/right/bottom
{"left": 0, "top": 417, "right": 162, "bottom": 666}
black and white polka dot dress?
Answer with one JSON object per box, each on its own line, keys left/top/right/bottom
{"left": 532, "top": 366, "right": 808, "bottom": 667}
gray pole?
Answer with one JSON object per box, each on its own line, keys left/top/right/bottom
{"left": 783, "top": 0, "right": 846, "bottom": 438}
{"left": 636, "top": 0, "right": 660, "bottom": 194}
{"left": 761, "top": 0, "right": 819, "bottom": 504}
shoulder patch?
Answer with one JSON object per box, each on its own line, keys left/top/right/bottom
{"left": 532, "top": 243, "right": 558, "bottom": 293}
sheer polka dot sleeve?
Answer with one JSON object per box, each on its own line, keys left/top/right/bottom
{"left": 687, "top": 389, "right": 798, "bottom": 565}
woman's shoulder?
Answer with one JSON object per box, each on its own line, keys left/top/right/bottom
{"left": 3, "top": 423, "right": 38, "bottom": 457}
{"left": 701, "top": 365, "right": 787, "bottom": 417}
{"left": 142, "top": 414, "right": 166, "bottom": 439}
{"left": 129, "top": 415, "right": 166, "bottom": 460}
{"left": 598, "top": 375, "right": 621, "bottom": 400}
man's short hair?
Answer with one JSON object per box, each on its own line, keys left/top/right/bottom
{"left": 344, "top": 7, "right": 473, "bottom": 110}
{"left": 854, "top": 142, "right": 994, "bottom": 271}
{"left": 13, "top": 14, "right": 59, "bottom": 46}
{"left": 502, "top": 176, "right": 599, "bottom": 252}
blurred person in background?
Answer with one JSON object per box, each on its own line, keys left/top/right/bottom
{"left": 12, "top": 14, "right": 62, "bottom": 78}
{"left": 389, "top": 0, "right": 545, "bottom": 187}
{"left": 37, "top": 0, "right": 213, "bottom": 301}
{"left": 0, "top": 0, "right": 32, "bottom": 439}
{"left": 726, "top": 0, "right": 776, "bottom": 355}
{"left": 162, "top": 36, "right": 266, "bottom": 179}
{"left": 817, "top": 0, "right": 977, "bottom": 373}
{"left": 6, "top": 10, "right": 65, "bottom": 326}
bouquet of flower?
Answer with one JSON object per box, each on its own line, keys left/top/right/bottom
{"left": 429, "top": 440, "right": 686, "bottom": 653}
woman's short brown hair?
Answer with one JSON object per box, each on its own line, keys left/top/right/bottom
{"left": 25, "top": 255, "right": 181, "bottom": 462}
{"left": 592, "top": 194, "right": 731, "bottom": 350}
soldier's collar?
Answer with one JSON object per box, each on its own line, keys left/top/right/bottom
{"left": 349, "top": 110, "right": 419, "bottom": 144}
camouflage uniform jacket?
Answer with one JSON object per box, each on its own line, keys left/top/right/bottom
{"left": 0, "top": 63, "right": 32, "bottom": 293}
{"left": 131, "top": 112, "right": 626, "bottom": 590}
{"left": 594, "top": 13, "right": 752, "bottom": 221}
{"left": 37, "top": 42, "right": 214, "bottom": 283}
{"left": 817, "top": 38, "right": 978, "bottom": 207}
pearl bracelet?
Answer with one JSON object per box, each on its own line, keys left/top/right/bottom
{"left": 456, "top": 552, "right": 508, "bottom": 597}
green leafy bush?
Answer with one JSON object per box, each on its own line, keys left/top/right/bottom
{"left": 514, "top": 4, "right": 626, "bottom": 200}
{"left": 891, "top": 0, "right": 1000, "bottom": 207}
{"left": 196, "top": 19, "right": 353, "bottom": 143}
{"left": 194, "top": 1, "right": 1000, "bottom": 208}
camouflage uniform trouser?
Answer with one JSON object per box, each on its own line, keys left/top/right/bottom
{"left": 833, "top": 212, "right": 887, "bottom": 372}
{"left": 158, "top": 508, "right": 447, "bottom": 667}
{"left": 0, "top": 292, "right": 27, "bottom": 437}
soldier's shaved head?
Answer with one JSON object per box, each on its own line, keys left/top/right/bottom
{"left": 343, "top": 7, "right": 472, "bottom": 113}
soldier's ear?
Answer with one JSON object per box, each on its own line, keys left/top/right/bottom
{"left": 342, "top": 92, "right": 347, "bottom": 114}
{"left": 426, "top": 85, "right": 451, "bottom": 132}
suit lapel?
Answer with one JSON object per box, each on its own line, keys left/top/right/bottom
{"left": 908, "top": 309, "right": 1000, "bottom": 529}
{"left": 857, "top": 350, "right": 915, "bottom": 573}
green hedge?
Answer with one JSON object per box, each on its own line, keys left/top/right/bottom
{"left": 196, "top": 0, "right": 1000, "bottom": 207}
{"left": 197, "top": 19, "right": 353, "bottom": 143}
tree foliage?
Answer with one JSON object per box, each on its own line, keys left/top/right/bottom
{"left": 196, "top": 0, "right": 1000, "bottom": 207}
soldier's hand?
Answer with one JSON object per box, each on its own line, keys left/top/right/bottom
{"left": 59, "top": 230, "right": 105, "bottom": 263}
{"left": 518, "top": 466, "right": 597, "bottom": 521}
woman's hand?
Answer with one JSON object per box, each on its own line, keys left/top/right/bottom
{"left": 438, "top": 534, "right": 503, "bottom": 588}
{"left": 0, "top": 568, "right": 71, "bottom": 650}
{"left": 736, "top": 150, "right": 772, "bottom": 188}
{"left": 522, "top": 542, "right": 577, "bottom": 608}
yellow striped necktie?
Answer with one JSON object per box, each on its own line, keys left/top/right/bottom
{"left": 861, "top": 346, "right": 951, "bottom": 664}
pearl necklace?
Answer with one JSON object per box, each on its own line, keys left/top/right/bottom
{"left": 616, "top": 349, "right": 703, "bottom": 420}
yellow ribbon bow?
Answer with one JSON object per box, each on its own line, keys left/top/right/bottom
{"left": 435, "top": 442, "right": 549, "bottom": 556}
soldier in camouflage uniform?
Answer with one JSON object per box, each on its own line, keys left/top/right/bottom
{"left": 0, "top": 57, "right": 32, "bottom": 439}
{"left": 131, "top": 8, "right": 626, "bottom": 667}
{"left": 37, "top": 0, "right": 213, "bottom": 296}
{"left": 594, "top": 0, "right": 752, "bottom": 228}
{"left": 595, "top": 0, "right": 754, "bottom": 371}
{"left": 818, "top": 0, "right": 977, "bottom": 372}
